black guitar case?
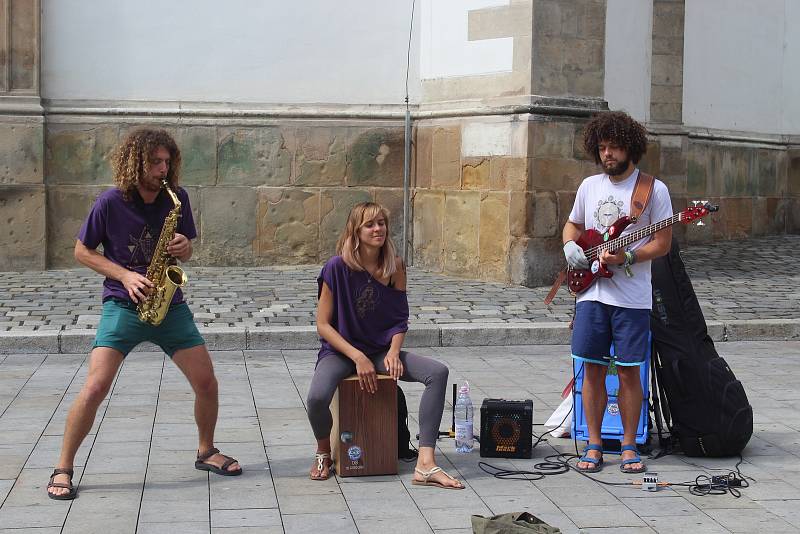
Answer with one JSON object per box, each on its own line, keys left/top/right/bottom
{"left": 649, "top": 239, "right": 753, "bottom": 457}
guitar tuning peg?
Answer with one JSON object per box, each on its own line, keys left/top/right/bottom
{"left": 696, "top": 220, "right": 705, "bottom": 226}
{"left": 691, "top": 200, "right": 700, "bottom": 207}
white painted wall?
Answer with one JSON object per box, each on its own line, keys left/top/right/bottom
{"left": 420, "top": 0, "right": 513, "bottom": 79}
{"left": 603, "top": 0, "right": 652, "bottom": 122}
{"left": 683, "top": 0, "right": 800, "bottom": 135}
{"left": 42, "top": 0, "right": 420, "bottom": 105}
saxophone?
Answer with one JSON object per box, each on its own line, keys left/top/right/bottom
{"left": 137, "top": 179, "right": 188, "bottom": 326}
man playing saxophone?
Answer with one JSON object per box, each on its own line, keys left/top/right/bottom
{"left": 47, "top": 128, "right": 241, "bottom": 500}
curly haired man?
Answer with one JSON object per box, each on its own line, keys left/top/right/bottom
{"left": 47, "top": 129, "right": 241, "bottom": 500}
{"left": 563, "top": 112, "right": 672, "bottom": 474}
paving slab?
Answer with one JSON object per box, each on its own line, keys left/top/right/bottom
{"left": 1, "top": 342, "right": 799, "bottom": 532}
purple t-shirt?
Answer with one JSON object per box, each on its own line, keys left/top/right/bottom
{"left": 317, "top": 255, "right": 409, "bottom": 361}
{"left": 77, "top": 187, "right": 197, "bottom": 304}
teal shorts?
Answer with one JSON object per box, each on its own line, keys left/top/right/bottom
{"left": 93, "top": 298, "right": 205, "bottom": 357}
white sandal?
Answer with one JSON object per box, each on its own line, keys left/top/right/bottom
{"left": 412, "top": 466, "right": 464, "bottom": 490}
{"left": 310, "top": 452, "right": 333, "bottom": 480}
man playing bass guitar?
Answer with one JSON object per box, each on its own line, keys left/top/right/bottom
{"left": 562, "top": 111, "right": 672, "bottom": 474}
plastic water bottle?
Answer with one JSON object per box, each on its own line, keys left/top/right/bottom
{"left": 454, "top": 382, "right": 474, "bottom": 453}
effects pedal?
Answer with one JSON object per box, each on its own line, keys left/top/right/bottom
{"left": 642, "top": 472, "right": 659, "bottom": 492}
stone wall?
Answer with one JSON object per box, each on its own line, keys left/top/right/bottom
{"left": 44, "top": 119, "right": 406, "bottom": 269}
{"left": 0, "top": 0, "right": 44, "bottom": 271}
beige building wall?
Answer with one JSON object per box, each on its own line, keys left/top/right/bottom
{"left": 2, "top": 0, "right": 799, "bottom": 284}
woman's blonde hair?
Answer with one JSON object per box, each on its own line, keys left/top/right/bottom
{"left": 111, "top": 128, "right": 182, "bottom": 200}
{"left": 336, "top": 202, "right": 398, "bottom": 278}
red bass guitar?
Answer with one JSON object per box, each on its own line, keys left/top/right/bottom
{"left": 566, "top": 202, "right": 718, "bottom": 294}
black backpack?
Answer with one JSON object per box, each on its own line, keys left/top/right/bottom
{"left": 649, "top": 239, "right": 753, "bottom": 457}
{"left": 397, "top": 386, "right": 418, "bottom": 460}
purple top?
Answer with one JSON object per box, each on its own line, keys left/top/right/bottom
{"left": 77, "top": 187, "right": 197, "bottom": 304}
{"left": 317, "top": 255, "right": 409, "bottom": 361}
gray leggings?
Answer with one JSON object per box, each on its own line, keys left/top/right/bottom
{"left": 306, "top": 351, "right": 449, "bottom": 448}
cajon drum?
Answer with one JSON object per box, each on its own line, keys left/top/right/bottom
{"left": 330, "top": 374, "right": 398, "bottom": 477}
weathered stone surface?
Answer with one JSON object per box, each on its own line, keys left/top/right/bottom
{"left": 556, "top": 191, "right": 577, "bottom": 229}
{"left": 45, "top": 124, "right": 118, "bottom": 185}
{"left": 0, "top": 332, "right": 58, "bottom": 354}
{"left": 348, "top": 128, "right": 403, "bottom": 187}
{"left": 638, "top": 141, "right": 661, "bottom": 177}
{"left": 725, "top": 319, "right": 800, "bottom": 342}
{"left": 319, "top": 188, "right": 372, "bottom": 259}
{"left": 0, "top": 122, "right": 43, "bottom": 185}
{"left": 256, "top": 188, "right": 320, "bottom": 264}
{"left": 461, "top": 157, "right": 490, "bottom": 190}
{"left": 46, "top": 186, "right": 107, "bottom": 268}
{"left": 217, "top": 127, "right": 291, "bottom": 186}
{"left": 443, "top": 191, "right": 480, "bottom": 276}
{"left": 479, "top": 192, "right": 510, "bottom": 280}
{"left": 9, "top": 0, "right": 37, "bottom": 90}
{"left": 785, "top": 149, "right": 800, "bottom": 197}
{"left": 199, "top": 186, "right": 257, "bottom": 265}
{"left": 414, "top": 127, "right": 433, "bottom": 189}
{"left": 176, "top": 126, "right": 217, "bottom": 186}
{"left": 431, "top": 126, "right": 461, "bottom": 189}
{"left": 0, "top": 185, "right": 44, "bottom": 270}
{"left": 752, "top": 148, "right": 780, "bottom": 197}
{"left": 651, "top": 54, "right": 683, "bottom": 87}
{"left": 721, "top": 146, "right": 753, "bottom": 197}
{"left": 788, "top": 198, "right": 800, "bottom": 233}
{"left": 529, "top": 121, "right": 575, "bottom": 159}
{"left": 489, "top": 157, "right": 527, "bottom": 191}
{"left": 509, "top": 191, "right": 532, "bottom": 238}
{"left": 247, "top": 326, "right": 318, "bottom": 350}
{"left": 532, "top": 190, "right": 559, "bottom": 238}
{"left": 686, "top": 142, "right": 709, "bottom": 196}
{"left": 752, "top": 197, "right": 787, "bottom": 236}
{"left": 412, "top": 191, "right": 445, "bottom": 271}
{"left": 530, "top": 157, "right": 583, "bottom": 191}
{"left": 719, "top": 197, "right": 753, "bottom": 239}
{"left": 286, "top": 127, "right": 347, "bottom": 187}
{"left": 468, "top": 3, "right": 531, "bottom": 41}
{"left": 509, "top": 236, "right": 562, "bottom": 287}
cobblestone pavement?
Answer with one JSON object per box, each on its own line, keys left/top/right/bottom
{"left": 0, "top": 235, "right": 798, "bottom": 334}
{"left": 0, "top": 341, "right": 798, "bottom": 533}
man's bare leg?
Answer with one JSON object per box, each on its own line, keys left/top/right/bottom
{"left": 172, "top": 345, "right": 240, "bottom": 473}
{"left": 577, "top": 362, "right": 607, "bottom": 470}
{"left": 48, "top": 347, "right": 124, "bottom": 497}
{"left": 618, "top": 365, "right": 644, "bottom": 471}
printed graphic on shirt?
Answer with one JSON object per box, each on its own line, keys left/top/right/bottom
{"left": 355, "top": 282, "right": 379, "bottom": 319}
{"left": 127, "top": 226, "right": 156, "bottom": 269}
{"left": 594, "top": 195, "right": 625, "bottom": 230}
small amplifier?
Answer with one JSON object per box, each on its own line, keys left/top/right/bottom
{"left": 480, "top": 398, "right": 533, "bottom": 459}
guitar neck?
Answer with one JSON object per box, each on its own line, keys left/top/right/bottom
{"left": 587, "top": 213, "right": 681, "bottom": 260}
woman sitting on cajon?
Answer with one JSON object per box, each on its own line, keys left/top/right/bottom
{"left": 306, "top": 202, "right": 463, "bottom": 489}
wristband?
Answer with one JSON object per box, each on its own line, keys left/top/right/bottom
{"left": 623, "top": 251, "right": 634, "bottom": 277}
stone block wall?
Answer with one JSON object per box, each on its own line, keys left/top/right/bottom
{"left": 413, "top": 114, "right": 599, "bottom": 287}
{"left": 43, "top": 120, "right": 407, "bottom": 269}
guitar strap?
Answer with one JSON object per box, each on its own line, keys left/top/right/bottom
{"left": 544, "top": 170, "right": 656, "bottom": 304}
{"left": 630, "top": 171, "right": 655, "bottom": 221}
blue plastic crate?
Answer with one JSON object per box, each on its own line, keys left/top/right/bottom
{"left": 571, "top": 338, "right": 650, "bottom": 452}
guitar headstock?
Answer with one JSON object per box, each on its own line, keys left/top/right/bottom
{"left": 680, "top": 200, "right": 719, "bottom": 225}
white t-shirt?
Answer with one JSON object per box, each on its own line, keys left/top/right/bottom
{"left": 568, "top": 169, "right": 672, "bottom": 310}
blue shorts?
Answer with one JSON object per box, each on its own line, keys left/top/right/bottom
{"left": 571, "top": 301, "right": 649, "bottom": 367}
{"left": 94, "top": 299, "right": 205, "bottom": 357}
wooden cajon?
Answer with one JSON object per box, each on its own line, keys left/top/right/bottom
{"left": 330, "top": 374, "right": 398, "bottom": 477}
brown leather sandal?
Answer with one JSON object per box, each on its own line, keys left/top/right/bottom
{"left": 47, "top": 468, "right": 77, "bottom": 500}
{"left": 310, "top": 452, "right": 333, "bottom": 480}
{"left": 194, "top": 447, "right": 242, "bottom": 476}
